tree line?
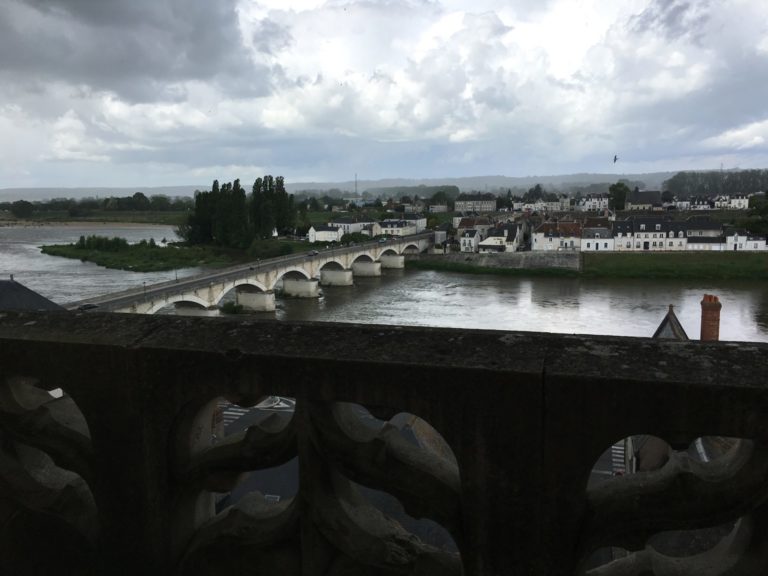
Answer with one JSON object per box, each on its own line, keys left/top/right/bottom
{"left": 0, "top": 193, "right": 193, "bottom": 219}
{"left": 663, "top": 170, "right": 768, "bottom": 198}
{"left": 178, "top": 176, "right": 296, "bottom": 249}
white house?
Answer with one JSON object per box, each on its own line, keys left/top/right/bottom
{"left": 308, "top": 225, "right": 342, "bottom": 243}
{"left": 581, "top": 227, "right": 614, "bottom": 252}
{"left": 454, "top": 195, "right": 497, "bottom": 213}
{"left": 532, "top": 222, "right": 582, "bottom": 251}
{"left": 402, "top": 213, "right": 428, "bottom": 233}
{"left": 725, "top": 231, "right": 766, "bottom": 251}
{"left": 729, "top": 195, "right": 749, "bottom": 210}
{"left": 579, "top": 194, "right": 610, "bottom": 212}
{"left": 478, "top": 225, "right": 520, "bottom": 253}
{"left": 460, "top": 230, "right": 480, "bottom": 252}
{"left": 373, "top": 220, "right": 418, "bottom": 237}
{"left": 327, "top": 216, "right": 374, "bottom": 235}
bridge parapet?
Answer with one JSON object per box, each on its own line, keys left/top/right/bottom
{"left": 6, "top": 312, "right": 761, "bottom": 575}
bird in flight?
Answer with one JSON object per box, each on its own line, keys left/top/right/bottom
{"left": 613, "top": 154, "right": 619, "bottom": 164}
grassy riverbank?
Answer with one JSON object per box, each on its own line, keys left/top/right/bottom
{"left": 41, "top": 240, "right": 242, "bottom": 272}
{"left": 582, "top": 252, "right": 768, "bottom": 280}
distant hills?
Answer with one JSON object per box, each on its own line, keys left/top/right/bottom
{"left": 0, "top": 172, "right": 678, "bottom": 201}
{"left": 285, "top": 173, "right": 678, "bottom": 194}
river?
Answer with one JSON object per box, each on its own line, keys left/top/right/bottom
{"left": 2, "top": 223, "right": 766, "bottom": 342}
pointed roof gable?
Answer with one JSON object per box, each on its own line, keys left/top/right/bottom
{"left": 652, "top": 304, "right": 689, "bottom": 341}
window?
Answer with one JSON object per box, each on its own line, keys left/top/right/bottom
{"left": 586, "top": 242, "right": 591, "bottom": 248}
{"left": 652, "top": 233, "right": 657, "bottom": 238}
{"left": 626, "top": 242, "right": 631, "bottom": 248}
{"left": 669, "top": 242, "right": 673, "bottom": 247}
{"left": 679, "top": 231, "right": 684, "bottom": 238}
{"left": 604, "top": 242, "right": 608, "bottom": 248}
{"left": 652, "top": 242, "right": 657, "bottom": 247}
{"left": 635, "top": 242, "right": 640, "bottom": 248}
{"left": 655, "top": 224, "right": 661, "bottom": 231}
{"left": 640, "top": 224, "right": 646, "bottom": 231}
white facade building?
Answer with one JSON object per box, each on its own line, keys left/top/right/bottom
{"left": 308, "top": 225, "right": 342, "bottom": 243}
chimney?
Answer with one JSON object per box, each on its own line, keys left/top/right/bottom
{"left": 700, "top": 294, "right": 721, "bottom": 341}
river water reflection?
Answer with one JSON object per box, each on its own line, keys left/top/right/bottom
{"left": 1, "top": 224, "right": 766, "bottom": 342}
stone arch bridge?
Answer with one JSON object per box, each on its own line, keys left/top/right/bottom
{"left": 70, "top": 234, "right": 433, "bottom": 314}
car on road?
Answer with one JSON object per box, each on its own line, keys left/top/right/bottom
{"left": 307, "top": 250, "right": 319, "bottom": 256}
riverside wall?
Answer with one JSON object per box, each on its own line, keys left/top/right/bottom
{"left": 408, "top": 251, "right": 582, "bottom": 271}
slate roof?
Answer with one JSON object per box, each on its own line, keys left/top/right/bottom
{"left": 0, "top": 280, "right": 64, "bottom": 311}
{"left": 535, "top": 222, "right": 582, "bottom": 237}
{"left": 686, "top": 236, "right": 724, "bottom": 244}
{"left": 629, "top": 190, "right": 662, "bottom": 205}
{"left": 652, "top": 304, "right": 689, "bottom": 341}
{"left": 311, "top": 225, "right": 340, "bottom": 232}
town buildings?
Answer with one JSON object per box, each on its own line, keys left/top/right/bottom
{"left": 532, "top": 215, "right": 767, "bottom": 252}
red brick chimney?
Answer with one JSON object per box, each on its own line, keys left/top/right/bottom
{"left": 700, "top": 294, "right": 721, "bottom": 341}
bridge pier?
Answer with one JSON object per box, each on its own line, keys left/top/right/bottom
{"left": 352, "top": 261, "right": 381, "bottom": 277}
{"left": 283, "top": 278, "right": 321, "bottom": 298}
{"left": 379, "top": 254, "right": 405, "bottom": 269}
{"left": 320, "top": 269, "right": 354, "bottom": 286}
{"left": 236, "top": 289, "right": 276, "bottom": 312}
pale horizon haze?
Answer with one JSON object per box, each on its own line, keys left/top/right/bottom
{"left": 2, "top": 0, "right": 768, "bottom": 190}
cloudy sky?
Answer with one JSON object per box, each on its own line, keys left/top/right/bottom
{"left": 2, "top": 0, "right": 768, "bottom": 188}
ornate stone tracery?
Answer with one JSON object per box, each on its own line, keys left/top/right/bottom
{"left": 1, "top": 310, "right": 767, "bottom": 575}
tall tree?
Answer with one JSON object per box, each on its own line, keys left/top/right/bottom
{"left": 608, "top": 182, "right": 630, "bottom": 211}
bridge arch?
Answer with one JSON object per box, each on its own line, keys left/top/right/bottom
{"left": 351, "top": 254, "right": 375, "bottom": 263}
{"left": 213, "top": 279, "right": 270, "bottom": 306}
{"left": 319, "top": 260, "right": 346, "bottom": 271}
{"left": 402, "top": 244, "right": 421, "bottom": 254}
{"left": 145, "top": 294, "right": 210, "bottom": 315}
{"left": 379, "top": 248, "right": 399, "bottom": 256}
{"left": 272, "top": 267, "right": 312, "bottom": 290}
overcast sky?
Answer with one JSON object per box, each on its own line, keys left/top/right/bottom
{"left": 2, "top": 0, "right": 768, "bottom": 189}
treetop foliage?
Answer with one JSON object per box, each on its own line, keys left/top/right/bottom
{"left": 179, "top": 176, "right": 297, "bottom": 249}
{"left": 663, "top": 170, "right": 768, "bottom": 198}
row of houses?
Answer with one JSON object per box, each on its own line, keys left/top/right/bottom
{"left": 532, "top": 216, "right": 767, "bottom": 252}
{"left": 443, "top": 191, "right": 756, "bottom": 215}
{"left": 574, "top": 191, "right": 752, "bottom": 212}
{"left": 307, "top": 214, "right": 428, "bottom": 243}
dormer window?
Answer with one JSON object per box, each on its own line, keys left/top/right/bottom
{"left": 655, "top": 224, "right": 661, "bottom": 231}
{"left": 640, "top": 224, "right": 646, "bottom": 231}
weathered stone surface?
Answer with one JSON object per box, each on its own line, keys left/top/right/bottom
{"left": 1, "top": 310, "right": 767, "bottom": 575}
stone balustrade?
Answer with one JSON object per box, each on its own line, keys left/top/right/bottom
{"left": 1, "top": 310, "right": 767, "bottom": 575}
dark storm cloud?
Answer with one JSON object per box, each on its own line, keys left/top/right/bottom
{"left": 0, "top": 0, "right": 270, "bottom": 102}
{"left": 630, "top": 0, "right": 711, "bottom": 43}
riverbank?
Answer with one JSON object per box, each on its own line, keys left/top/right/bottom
{"left": 40, "top": 242, "right": 243, "bottom": 272}
{"left": 406, "top": 252, "right": 581, "bottom": 277}
{"left": 407, "top": 252, "right": 768, "bottom": 280}
{"left": 582, "top": 252, "right": 768, "bottom": 280}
